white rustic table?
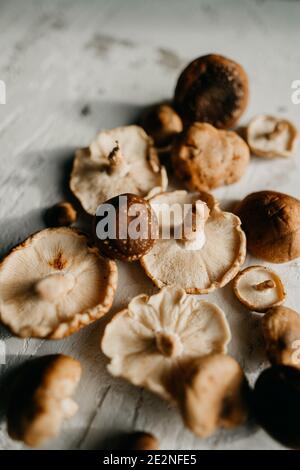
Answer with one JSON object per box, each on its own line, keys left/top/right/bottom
{"left": 0, "top": 0, "right": 299, "bottom": 450}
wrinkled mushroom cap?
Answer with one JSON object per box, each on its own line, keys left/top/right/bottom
{"left": 247, "top": 115, "right": 298, "bottom": 158}
{"left": 235, "top": 190, "right": 300, "bottom": 263}
{"left": 233, "top": 266, "right": 286, "bottom": 313}
{"left": 141, "top": 191, "right": 246, "bottom": 293}
{"left": 174, "top": 54, "right": 249, "bottom": 129}
{"left": 0, "top": 227, "right": 117, "bottom": 338}
{"left": 70, "top": 125, "right": 168, "bottom": 215}
{"left": 7, "top": 354, "right": 81, "bottom": 447}
{"left": 262, "top": 306, "right": 300, "bottom": 369}
{"left": 171, "top": 123, "right": 250, "bottom": 192}
{"left": 173, "top": 354, "right": 249, "bottom": 438}
{"left": 101, "top": 286, "right": 231, "bottom": 400}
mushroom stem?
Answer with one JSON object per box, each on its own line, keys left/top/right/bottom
{"left": 253, "top": 279, "right": 275, "bottom": 291}
{"left": 156, "top": 331, "right": 183, "bottom": 358}
{"left": 107, "top": 140, "right": 123, "bottom": 173}
{"left": 181, "top": 201, "right": 209, "bottom": 250}
{"left": 35, "top": 272, "right": 75, "bottom": 302}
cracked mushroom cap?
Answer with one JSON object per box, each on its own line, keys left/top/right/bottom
{"left": 246, "top": 115, "right": 298, "bottom": 158}
{"left": 174, "top": 54, "right": 249, "bottom": 129}
{"left": 7, "top": 354, "right": 81, "bottom": 447}
{"left": 0, "top": 227, "right": 117, "bottom": 338}
{"left": 235, "top": 191, "right": 300, "bottom": 263}
{"left": 171, "top": 122, "right": 250, "bottom": 192}
{"left": 172, "top": 354, "right": 249, "bottom": 438}
{"left": 141, "top": 190, "right": 246, "bottom": 294}
{"left": 262, "top": 306, "right": 300, "bottom": 369}
{"left": 70, "top": 125, "right": 168, "bottom": 215}
{"left": 101, "top": 286, "right": 231, "bottom": 400}
{"left": 233, "top": 266, "right": 286, "bottom": 313}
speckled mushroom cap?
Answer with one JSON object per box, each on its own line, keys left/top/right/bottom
{"left": 0, "top": 227, "right": 117, "bottom": 339}
{"left": 246, "top": 115, "right": 298, "bottom": 158}
{"left": 101, "top": 286, "right": 231, "bottom": 400}
{"left": 141, "top": 190, "right": 246, "bottom": 293}
{"left": 70, "top": 125, "right": 168, "bottom": 215}
{"left": 233, "top": 266, "right": 286, "bottom": 313}
{"left": 7, "top": 354, "right": 82, "bottom": 447}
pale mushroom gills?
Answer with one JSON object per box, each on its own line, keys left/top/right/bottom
{"left": 70, "top": 125, "right": 168, "bottom": 215}
{"left": 101, "top": 286, "right": 231, "bottom": 400}
{"left": 141, "top": 190, "right": 246, "bottom": 293}
{"left": 0, "top": 227, "right": 117, "bottom": 338}
{"left": 247, "top": 115, "right": 298, "bottom": 158}
{"left": 233, "top": 266, "right": 286, "bottom": 313}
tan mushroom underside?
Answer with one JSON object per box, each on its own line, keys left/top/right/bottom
{"left": 0, "top": 228, "right": 117, "bottom": 338}
{"left": 70, "top": 125, "right": 168, "bottom": 215}
{"left": 141, "top": 191, "right": 246, "bottom": 294}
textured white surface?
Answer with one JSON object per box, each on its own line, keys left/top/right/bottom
{"left": 0, "top": 0, "right": 299, "bottom": 450}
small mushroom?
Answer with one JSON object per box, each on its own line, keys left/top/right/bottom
{"left": 70, "top": 125, "right": 168, "bottom": 215}
{"left": 235, "top": 191, "right": 300, "bottom": 263}
{"left": 101, "top": 286, "right": 231, "bottom": 400}
{"left": 171, "top": 122, "right": 250, "bottom": 192}
{"left": 44, "top": 201, "right": 77, "bottom": 227}
{"left": 141, "top": 190, "right": 246, "bottom": 293}
{"left": 233, "top": 266, "right": 286, "bottom": 313}
{"left": 246, "top": 115, "right": 298, "bottom": 158}
{"left": 126, "top": 432, "right": 159, "bottom": 450}
{"left": 174, "top": 54, "right": 249, "bottom": 129}
{"left": 171, "top": 354, "right": 249, "bottom": 438}
{"left": 94, "top": 193, "right": 158, "bottom": 262}
{"left": 253, "top": 365, "right": 300, "bottom": 449}
{"left": 0, "top": 227, "right": 117, "bottom": 338}
{"left": 7, "top": 354, "right": 81, "bottom": 447}
{"left": 141, "top": 104, "right": 183, "bottom": 147}
{"left": 262, "top": 306, "right": 300, "bottom": 369}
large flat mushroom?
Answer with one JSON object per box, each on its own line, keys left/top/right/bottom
{"left": 141, "top": 190, "right": 246, "bottom": 293}
{"left": 0, "top": 227, "right": 117, "bottom": 339}
{"left": 70, "top": 125, "right": 168, "bottom": 215}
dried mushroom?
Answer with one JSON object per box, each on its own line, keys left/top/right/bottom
{"left": 94, "top": 193, "right": 158, "bottom": 262}
{"left": 126, "top": 432, "right": 159, "bottom": 450}
{"left": 0, "top": 227, "right": 117, "bottom": 338}
{"left": 171, "top": 122, "right": 250, "bottom": 192}
{"left": 171, "top": 354, "right": 249, "bottom": 438}
{"left": 235, "top": 190, "right": 300, "bottom": 263}
{"left": 101, "top": 286, "right": 231, "bottom": 400}
{"left": 141, "top": 190, "right": 246, "bottom": 293}
{"left": 174, "top": 54, "right": 249, "bottom": 129}
{"left": 141, "top": 104, "right": 183, "bottom": 147}
{"left": 233, "top": 266, "right": 286, "bottom": 313}
{"left": 254, "top": 365, "right": 300, "bottom": 449}
{"left": 246, "top": 115, "right": 298, "bottom": 158}
{"left": 7, "top": 354, "right": 81, "bottom": 447}
{"left": 45, "top": 201, "right": 77, "bottom": 227}
{"left": 70, "top": 125, "right": 167, "bottom": 215}
{"left": 262, "top": 306, "right": 300, "bottom": 369}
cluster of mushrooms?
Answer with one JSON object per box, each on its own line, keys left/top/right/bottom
{"left": 1, "top": 53, "right": 300, "bottom": 449}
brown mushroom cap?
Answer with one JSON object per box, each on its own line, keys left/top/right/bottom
{"left": 171, "top": 122, "right": 250, "bottom": 192}
{"left": 101, "top": 286, "right": 231, "bottom": 400}
{"left": 126, "top": 432, "right": 159, "bottom": 450}
{"left": 174, "top": 54, "right": 249, "bottom": 129}
{"left": 0, "top": 227, "right": 117, "bottom": 338}
{"left": 172, "top": 354, "right": 249, "bottom": 438}
{"left": 7, "top": 354, "right": 81, "bottom": 447}
{"left": 262, "top": 306, "right": 300, "bottom": 369}
{"left": 141, "top": 190, "right": 246, "bottom": 294}
{"left": 233, "top": 266, "right": 286, "bottom": 313}
{"left": 246, "top": 115, "right": 298, "bottom": 158}
{"left": 235, "top": 191, "right": 300, "bottom": 263}
{"left": 70, "top": 125, "right": 168, "bottom": 215}
{"left": 141, "top": 104, "right": 183, "bottom": 147}
{"left": 94, "top": 193, "right": 158, "bottom": 262}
